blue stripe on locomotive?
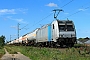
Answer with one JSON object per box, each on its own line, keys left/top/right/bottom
{"left": 48, "top": 24, "right": 52, "bottom": 41}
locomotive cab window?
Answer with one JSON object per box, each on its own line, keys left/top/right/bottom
{"left": 67, "top": 25, "right": 74, "bottom": 31}
{"left": 59, "top": 25, "right": 65, "bottom": 31}
{"left": 53, "top": 24, "right": 54, "bottom": 29}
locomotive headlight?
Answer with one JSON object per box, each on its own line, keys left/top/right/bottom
{"left": 71, "top": 34, "right": 75, "bottom": 37}
{"left": 60, "top": 35, "right": 63, "bottom": 37}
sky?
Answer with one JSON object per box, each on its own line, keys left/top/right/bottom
{"left": 0, "top": 0, "right": 90, "bottom": 42}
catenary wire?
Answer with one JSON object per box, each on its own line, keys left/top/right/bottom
{"left": 63, "top": 5, "right": 90, "bottom": 19}
{"left": 61, "top": 0, "right": 74, "bottom": 8}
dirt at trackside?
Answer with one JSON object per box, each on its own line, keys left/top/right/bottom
{"left": 1, "top": 48, "right": 31, "bottom": 60}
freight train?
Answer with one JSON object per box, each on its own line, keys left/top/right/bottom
{"left": 8, "top": 20, "right": 77, "bottom": 47}
{"left": 7, "top": 9, "right": 77, "bottom": 47}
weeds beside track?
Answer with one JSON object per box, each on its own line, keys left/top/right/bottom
{"left": 4, "top": 44, "right": 90, "bottom": 60}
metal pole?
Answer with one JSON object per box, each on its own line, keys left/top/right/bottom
{"left": 17, "top": 23, "right": 27, "bottom": 43}
{"left": 18, "top": 23, "right": 20, "bottom": 40}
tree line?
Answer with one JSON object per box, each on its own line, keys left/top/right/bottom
{"left": 78, "top": 37, "right": 90, "bottom": 43}
{"left": 0, "top": 35, "right": 5, "bottom": 48}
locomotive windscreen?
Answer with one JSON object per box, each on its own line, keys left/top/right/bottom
{"left": 67, "top": 25, "right": 74, "bottom": 31}
{"left": 59, "top": 25, "right": 65, "bottom": 31}
{"left": 58, "top": 20, "right": 74, "bottom": 31}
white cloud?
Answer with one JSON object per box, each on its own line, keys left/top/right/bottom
{"left": 64, "top": 13, "right": 69, "bottom": 14}
{"left": 46, "top": 3, "right": 58, "bottom": 7}
{"left": 78, "top": 8, "right": 87, "bottom": 11}
{"left": 6, "top": 16, "right": 28, "bottom": 24}
{"left": 0, "top": 8, "right": 28, "bottom": 15}
{"left": 10, "top": 26, "right": 17, "bottom": 29}
{"left": 6, "top": 16, "right": 12, "bottom": 19}
{"left": 0, "top": 9, "right": 16, "bottom": 14}
{"left": 15, "top": 18, "right": 27, "bottom": 23}
{"left": 16, "top": 8, "right": 28, "bottom": 14}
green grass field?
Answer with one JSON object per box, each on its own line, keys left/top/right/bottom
{"left": 0, "top": 47, "right": 5, "bottom": 58}
{"left": 4, "top": 45, "right": 90, "bottom": 60}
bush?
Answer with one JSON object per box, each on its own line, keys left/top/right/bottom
{"left": 74, "top": 44, "right": 85, "bottom": 48}
{"left": 0, "top": 47, "right": 5, "bottom": 58}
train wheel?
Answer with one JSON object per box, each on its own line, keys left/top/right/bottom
{"left": 60, "top": 42, "right": 63, "bottom": 47}
{"left": 51, "top": 42, "right": 54, "bottom": 48}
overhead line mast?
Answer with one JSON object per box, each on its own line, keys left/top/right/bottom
{"left": 17, "top": 23, "right": 28, "bottom": 41}
{"left": 17, "top": 23, "right": 20, "bottom": 40}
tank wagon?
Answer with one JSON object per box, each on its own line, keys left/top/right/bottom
{"left": 18, "top": 36, "right": 23, "bottom": 44}
{"left": 27, "top": 28, "right": 39, "bottom": 45}
{"left": 21, "top": 34, "right": 28, "bottom": 45}
{"left": 7, "top": 40, "right": 14, "bottom": 45}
